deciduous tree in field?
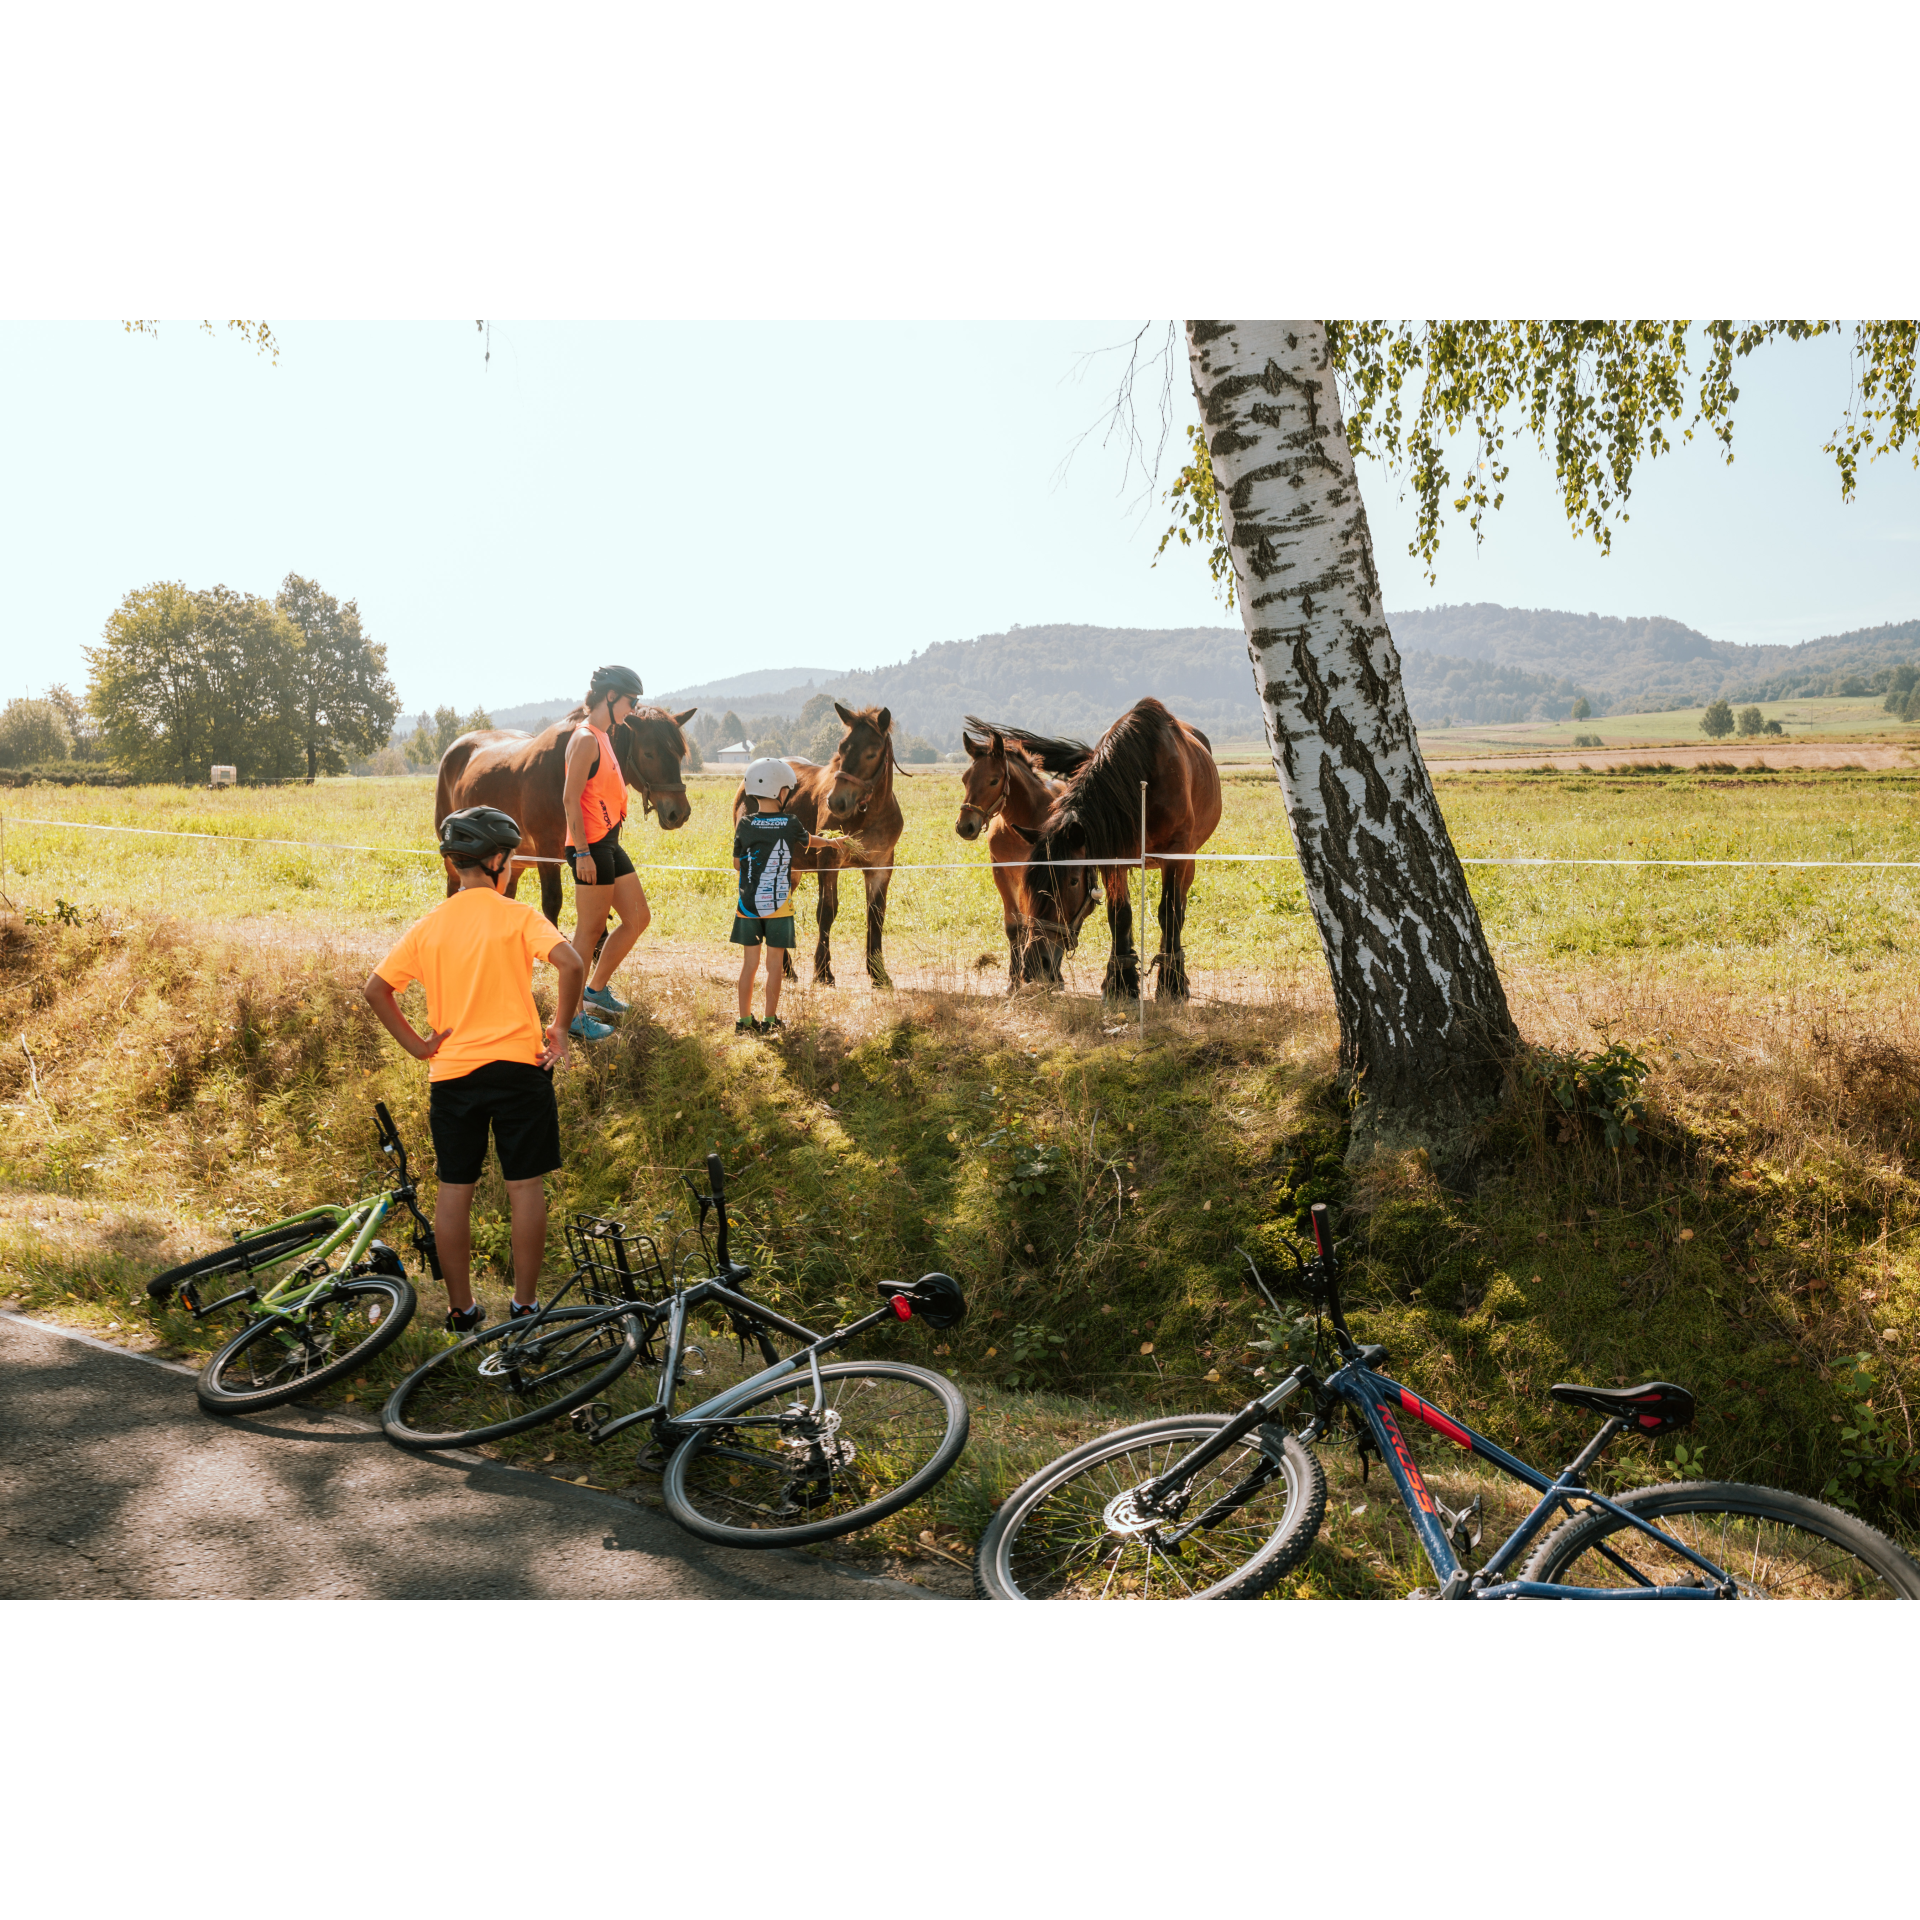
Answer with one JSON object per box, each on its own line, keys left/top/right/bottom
{"left": 275, "top": 573, "right": 401, "bottom": 780}
{"left": 1171, "top": 319, "right": 1918, "bottom": 1166}
{"left": 1701, "top": 698, "right": 1736, "bottom": 739}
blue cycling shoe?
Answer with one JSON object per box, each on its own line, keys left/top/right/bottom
{"left": 570, "top": 1012, "right": 616, "bottom": 1043}
{"left": 582, "top": 985, "right": 630, "bottom": 1016}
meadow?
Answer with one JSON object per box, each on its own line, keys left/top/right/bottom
{"left": 1421, "top": 693, "right": 1914, "bottom": 758}
{"left": 6, "top": 761, "right": 1920, "bottom": 1592}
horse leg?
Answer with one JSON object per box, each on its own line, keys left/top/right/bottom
{"left": 1155, "top": 862, "right": 1193, "bottom": 1000}
{"left": 864, "top": 867, "right": 893, "bottom": 989}
{"left": 813, "top": 871, "right": 839, "bottom": 987}
{"left": 1102, "top": 870, "right": 1139, "bottom": 1001}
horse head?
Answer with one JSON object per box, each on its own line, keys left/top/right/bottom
{"left": 824, "top": 701, "right": 893, "bottom": 821}
{"left": 955, "top": 729, "right": 1007, "bottom": 842}
{"left": 614, "top": 705, "right": 698, "bottom": 830}
{"left": 1010, "top": 813, "right": 1097, "bottom": 982}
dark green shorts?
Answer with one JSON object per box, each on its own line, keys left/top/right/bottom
{"left": 732, "top": 911, "right": 796, "bottom": 949}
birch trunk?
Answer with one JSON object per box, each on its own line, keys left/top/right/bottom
{"left": 1185, "top": 320, "right": 1519, "bottom": 1166}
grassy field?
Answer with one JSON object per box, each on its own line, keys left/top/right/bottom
{"left": 1421, "top": 694, "right": 1914, "bottom": 758}
{"left": 6, "top": 763, "right": 1920, "bottom": 1592}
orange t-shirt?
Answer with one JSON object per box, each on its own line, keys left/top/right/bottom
{"left": 572, "top": 721, "right": 629, "bottom": 844}
{"left": 376, "top": 888, "right": 561, "bottom": 1082}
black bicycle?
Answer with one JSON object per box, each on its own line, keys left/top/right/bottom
{"left": 976, "top": 1203, "right": 1920, "bottom": 1600}
{"left": 145, "top": 1103, "right": 440, "bottom": 1414}
{"left": 382, "top": 1153, "right": 970, "bottom": 1548}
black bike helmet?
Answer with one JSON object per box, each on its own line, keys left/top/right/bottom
{"left": 588, "top": 663, "right": 644, "bottom": 703}
{"left": 438, "top": 805, "right": 523, "bottom": 866}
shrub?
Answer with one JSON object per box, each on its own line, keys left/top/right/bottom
{"left": 1572, "top": 732, "right": 1604, "bottom": 748}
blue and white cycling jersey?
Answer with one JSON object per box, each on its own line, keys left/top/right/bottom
{"left": 732, "top": 812, "right": 807, "bottom": 919}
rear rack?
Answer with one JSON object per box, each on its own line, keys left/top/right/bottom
{"left": 565, "top": 1215, "right": 670, "bottom": 1309}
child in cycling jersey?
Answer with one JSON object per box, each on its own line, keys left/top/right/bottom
{"left": 731, "top": 757, "right": 842, "bottom": 1034}
{"left": 363, "top": 806, "right": 586, "bottom": 1334}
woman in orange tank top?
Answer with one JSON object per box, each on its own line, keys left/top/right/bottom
{"left": 562, "top": 664, "right": 653, "bottom": 1038}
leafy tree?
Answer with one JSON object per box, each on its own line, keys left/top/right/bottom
{"left": 1571, "top": 695, "right": 1592, "bottom": 720}
{"left": 43, "top": 684, "right": 98, "bottom": 760}
{"left": 1701, "top": 698, "right": 1736, "bottom": 738}
{"left": 1172, "top": 319, "right": 1919, "bottom": 1163}
{"left": 1736, "top": 704, "right": 1765, "bottom": 737}
{"left": 902, "top": 734, "right": 938, "bottom": 763}
{"left": 0, "top": 698, "right": 73, "bottom": 768}
{"left": 274, "top": 574, "right": 401, "bottom": 780}
{"left": 88, "top": 582, "right": 298, "bottom": 781}
{"left": 720, "top": 709, "right": 748, "bottom": 751}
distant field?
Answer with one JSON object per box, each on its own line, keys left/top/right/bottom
{"left": 9, "top": 762, "right": 1920, "bottom": 1001}
{"left": 1419, "top": 694, "right": 1913, "bottom": 758}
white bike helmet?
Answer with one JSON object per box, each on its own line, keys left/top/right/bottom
{"left": 743, "top": 756, "right": 797, "bottom": 799}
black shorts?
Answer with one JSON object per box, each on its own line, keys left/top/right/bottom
{"left": 567, "top": 829, "right": 636, "bottom": 887}
{"left": 732, "top": 911, "right": 797, "bottom": 948}
{"left": 428, "top": 1062, "right": 562, "bottom": 1185}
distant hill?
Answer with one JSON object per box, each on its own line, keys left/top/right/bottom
{"left": 479, "top": 606, "right": 1920, "bottom": 748}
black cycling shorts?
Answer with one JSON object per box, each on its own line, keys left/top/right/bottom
{"left": 428, "top": 1061, "right": 562, "bottom": 1185}
{"left": 566, "top": 829, "right": 636, "bottom": 887}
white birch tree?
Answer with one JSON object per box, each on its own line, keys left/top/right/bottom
{"left": 1176, "top": 319, "right": 1919, "bottom": 1168}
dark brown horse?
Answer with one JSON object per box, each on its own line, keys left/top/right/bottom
{"left": 1010, "top": 697, "right": 1221, "bottom": 1000}
{"left": 732, "top": 702, "right": 905, "bottom": 988}
{"left": 435, "top": 704, "right": 697, "bottom": 923}
{"left": 955, "top": 721, "right": 1090, "bottom": 990}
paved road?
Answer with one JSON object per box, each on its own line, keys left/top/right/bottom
{"left": 0, "top": 1315, "right": 934, "bottom": 1600}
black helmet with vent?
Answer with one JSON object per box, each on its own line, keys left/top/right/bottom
{"left": 438, "top": 806, "right": 523, "bottom": 865}
{"left": 588, "top": 664, "right": 644, "bottom": 702}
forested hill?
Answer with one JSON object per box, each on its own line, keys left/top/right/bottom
{"left": 489, "top": 605, "right": 1920, "bottom": 748}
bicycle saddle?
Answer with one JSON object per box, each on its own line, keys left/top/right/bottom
{"left": 1549, "top": 1380, "right": 1695, "bottom": 1435}
{"left": 878, "top": 1273, "right": 966, "bottom": 1331}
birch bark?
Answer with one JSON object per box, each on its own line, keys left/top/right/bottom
{"left": 1185, "top": 320, "right": 1519, "bottom": 1163}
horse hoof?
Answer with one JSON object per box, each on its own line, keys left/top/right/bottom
{"left": 868, "top": 966, "right": 894, "bottom": 991}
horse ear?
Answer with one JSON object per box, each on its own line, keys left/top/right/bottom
{"left": 963, "top": 733, "right": 987, "bottom": 760}
{"left": 674, "top": 707, "right": 697, "bottom": 726}
{"left": 989, "top": 731, "right": 1006, "bottom": 759}
{"left": 876, "top": 707, "right": 891, "bottom": 735}
{"left": 833, "top": 701, "right": 858, "bottom": 728}
{"left": 1009, "top": 821, "right": 1041, "bottom": 845}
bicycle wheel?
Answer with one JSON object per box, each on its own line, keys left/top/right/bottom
{"left": 974, "top": 1414, "right": 1326, "bottom": 1601}
{"left": 146, "top": 1219, "right": 337, "bottom": 1302}
{"left": 381, "top": 1306, "right": 643, "bottom": 1449}
{"left": 1522, "top": 1480, "right": 1920, "bottom": 1598}
{"left": 662, "top": 1361, "right": 968, "bottom": 1548}
{"left": 197, "top": 1277, "right": 416, "bottom": 1413}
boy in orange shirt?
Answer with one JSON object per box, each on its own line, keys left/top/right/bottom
{"left": 363, "top": 807, "right": 585, "bottom": 1333}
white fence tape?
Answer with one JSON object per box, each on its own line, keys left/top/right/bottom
{"left": 7, "top": 814, "right": 1920, "bottom": 874}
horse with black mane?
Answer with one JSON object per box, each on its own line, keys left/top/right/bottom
{"left": 1008, "top": 696, "right": 1220, "bottom": 999}
{"left": 732, "top": 702, "right": 906, "bottom": 988}
{"left": 435, "top": 704, "right": 696, "bottom": 924}
{"left": 955, "top": 717, "right": 1092, "bottom": 990}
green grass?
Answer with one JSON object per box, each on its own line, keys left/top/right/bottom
{"left": 7, "top": 763, "right": 1920, "bottom": 1585}
{"left": 1422, "top": 694, "right": 1913, "bottom": 757}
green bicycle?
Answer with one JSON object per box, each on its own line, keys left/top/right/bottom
{"left": 146, "top": 1102, "right": 440, "bottom": 1414}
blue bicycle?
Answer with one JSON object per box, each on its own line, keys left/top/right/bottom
{"left": 975, "top": 1203, "right": 1920, "bottom": 1601}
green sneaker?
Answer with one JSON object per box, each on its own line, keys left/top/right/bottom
{"left": 734, "top": 1016, "right": 762, "bottom": 1035}
{"left": 760, "top": 1014, "right": 787, "bottom": 1034}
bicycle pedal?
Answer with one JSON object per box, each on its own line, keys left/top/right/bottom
{"left": 568, "top": 1401, "right": 614, "bottom": 1437}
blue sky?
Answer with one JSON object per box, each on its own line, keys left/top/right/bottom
{"left": 4, "top": 320, "right": 1915, "bottom": 715}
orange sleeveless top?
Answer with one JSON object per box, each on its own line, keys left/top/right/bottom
{"left": 572, "top": 721, "right": 629, "bottom": 844}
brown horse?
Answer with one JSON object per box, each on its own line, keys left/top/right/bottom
{"left": 435, "top": 704, "right": 697, "bottom": 923}
{"left": 955, "top": 722, "right": 1089, "bottom": 990}
{"left": 1009, "top": 697, "right": 1221, "bottom": 1000}
{"left": 732, "top": 702, "right": 905, "bottom": 988}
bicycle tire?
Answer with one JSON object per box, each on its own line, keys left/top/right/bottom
{"left": 197, "top": 1276, "right": 416, "bottom": 1413}
{"left": 147, "top": 1220, "right": 338, "bottom": 1301}
{"left": 974, "top": 1414, "right": 1326, "bottom": 1601}
{"left": 381, "top": 1306, "right": 643, "bottom": 1450}
{"left": 662, "top": 1360, "right": 968, "bottom": 1549}
{"left": 1522, "top": 1479, "right": 1920, "bottom": 1598}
